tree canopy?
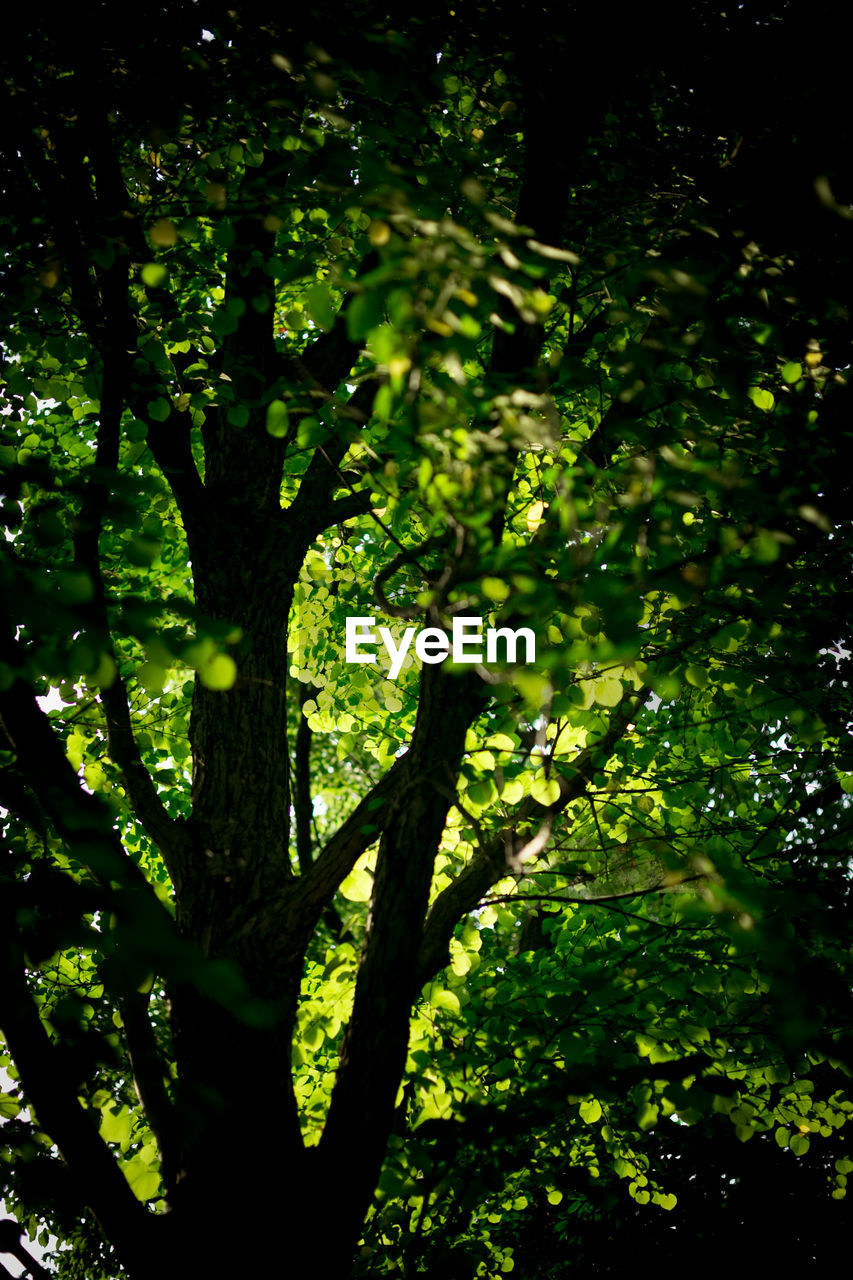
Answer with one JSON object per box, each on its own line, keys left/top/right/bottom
{"left": 1, "top": 4, "right": 852, "bottom": 1277}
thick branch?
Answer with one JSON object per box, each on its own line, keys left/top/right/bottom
{"left": 297, "top": 273, "right": 370, "bottom": 390}
{"left": 0, "top": 652, "right": 179, "bottom": 921}
{"left": 292, "top": 753, "right": 408, "bottom": 921}
{"left": 69, "top": 282, "right": 188, "bottom": 879}
{"left": 309, "top": 46, "right": 606, "bottom": 1239}
{"left": 144, "top": 409, "right": 205, "bottom": 528}
{"left": 100, "top": 679, "right": 190, "bottom": 883}
{"left": 317, "top": 664, "right": 484, "bottom": 1240}
{"left": 83, "top": 112, "right": 205, "bottom": 522}
{"left": 417, "top": 688, "right": 651, "bottom": 982}
{"left": 0, "top": 1254, "right": 21, "bottom": 1280}
{"left": 322, "top": 489, "right": 373, "bottom": 529}
{"left": 202, "top": 154, "right": 288, "bottom": 506}
{"left": 286, "top": 380, "right": 375, "bottom": 536}
{"left": 120, "top": 991, "right": 177, "bottom": 1189}
{"left": 4, "top": 96, "right": 197, "bottom": 877}
{"left": 0, "top": 936, "right": 151, "bottom": 1268}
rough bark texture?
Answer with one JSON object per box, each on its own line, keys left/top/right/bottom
{"left": 0, "top": 12, "right": 634, "bottom": 1279}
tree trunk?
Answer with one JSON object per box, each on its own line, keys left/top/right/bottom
{"left": 168, "top": 508, "right": 308, "bottom": 1236}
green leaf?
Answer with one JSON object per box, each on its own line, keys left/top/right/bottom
{"left": 227, "top": 405, "right": 250, "bottom": 428}
{"left": 431, "top": 988, "right": 461, "bottom": 1016}
{"left": 266, "top": 399, "right": 289, "bottom": 437}
{"left": 340, "top": 865, "right": 373, "bottom": 902}
{"left": 4, "top": 19, "right": 852, "bottom": 1272}
{"left": 199, "top": 654, "right": 238, "bottom": 690}
{"left": 482, "top": 576, "right": 510, "bottom": 602}
{"left": 579, "top": 1099, "right": 602, "bottom": 1124}
{"left": 307, "top": 283, "right": 335, "bottom": 331}
{"left": 124, "top": 1157, "right": 161, "bottom": 1201}
{"left": 748, "top": 386, "right": 775, "bottom": 411}
{"left": 141, "top": 263, "right": 168, "bottom": 288}
{"left": 99, "top": 1106, "right": 133, "bottom": 1146}
{"left": 592, "top": 676, "right": 622, "bottom": 707}
{"left": 530, "top": 772, "right": 560, "bottom": 806}
{"left": 147, "top": 398, "right": 171, "bottom": 422}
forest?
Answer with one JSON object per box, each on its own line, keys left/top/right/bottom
{"left": 1, "top": 3, "right": 851, "bottom": 1276}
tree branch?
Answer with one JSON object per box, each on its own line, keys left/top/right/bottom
{"left": 143, "top": 409, "right": 206, "bottom": 527}
{"left": 321, "top": 489, "right": 374, "bottom": 528}
{"left": 293, "top": 682, "right": 317, "bottom": 875}
{"left": 292, "top": 753, "right": 408, "bottom": 920}
{"left": 286, "top": 380, "right": 375, "bottom": 537}
{"left": 483, "top": 877, "right": 704, "bottom": 909}
{"left": 0, "top": 645, "right": 181, "bottom": 915}
{"left": 417, "top": 688, "right": 651, "bottom": 982}
{"left": 0, "top": 933, "right": 151, "bottom": 1267}
{"left": 297, "top": 267, "right": 372, "bottom": 390}
{"left": 309, "top": 40, "right": 613, "bottom": 1229}
{"left": 318, "top": 662, "right": 483, "bottom": 1240}
{"left": 69, "top": 294, "right": 188, "bottom": 881}
{"left": 2, "top": 93, "right": 197, "bottom": 880}
{"left": 201, "top": 152, "right": 290, "bottom": 508}
{"left": 120, "top": 991, "right": 177, "bottom": 1190}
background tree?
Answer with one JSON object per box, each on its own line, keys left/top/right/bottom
{"left": 1, "top": 3, "right": 852, "bottom": 1277}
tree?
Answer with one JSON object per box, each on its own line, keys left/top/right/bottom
{"left": 1, "top": 3, "right": 852, "bottom": 1276}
